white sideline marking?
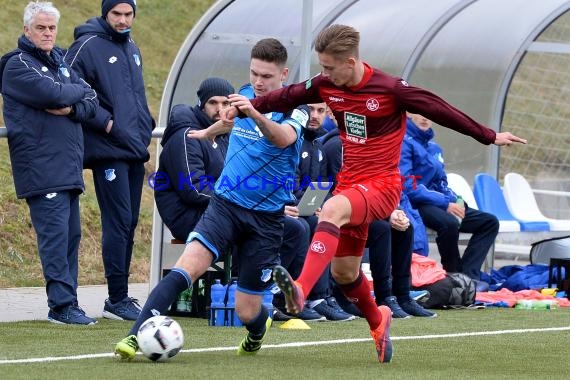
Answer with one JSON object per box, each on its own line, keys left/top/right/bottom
{"left": 1, "top": 326, "right": 570, "bottom": 365}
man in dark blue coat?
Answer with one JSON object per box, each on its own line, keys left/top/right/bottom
{"left": 64, "top": 0, "right": 155, "bottom": 321}
{"left": 1, "top": 1, "right": 98, "bottom": 325}
{"left": 154, "top": 77, "right": 234, "bottom": 242}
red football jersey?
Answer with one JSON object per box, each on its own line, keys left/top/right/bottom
{"left": 251, "top": 62, "right": 496, "bottom": 189}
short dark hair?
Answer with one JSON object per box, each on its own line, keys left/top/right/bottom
{"left": 251, "top": 38, "right": 288, "bottom": 66}
{"left": 314, "top": 24, "right": 360, "bottom": 59}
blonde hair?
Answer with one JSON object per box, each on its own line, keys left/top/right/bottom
{"left": 314, "top": 24, "right": 359, "bottom": 59}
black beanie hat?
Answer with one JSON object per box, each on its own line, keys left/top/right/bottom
{"left": 102, "top": 0, "right": 137, "bottom": 18}
{"left": 197, "top": 77, "right": 235, "bottom": 109}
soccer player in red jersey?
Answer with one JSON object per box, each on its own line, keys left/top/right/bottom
{"left": 222, "top": 24, "right": 526, "bottom": 363}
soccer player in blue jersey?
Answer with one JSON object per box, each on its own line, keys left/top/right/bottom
{"left": 115, "top": 38, "right": 309, "bottom": 359}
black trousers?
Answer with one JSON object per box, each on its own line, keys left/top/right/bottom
{"left": 92, "top": 160, "right": 145, "bottom": 302}
{"left": 366, "top": 220, "right": 414, "bottom": 302}
{"left": 418, "top": 204, "right": 499, "bottom": 279}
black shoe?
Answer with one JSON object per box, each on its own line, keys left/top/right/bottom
{"left": 379, "top": 296, "right": 411, "bottom": 319}
{"left": 312, "top": 297, "right": 356, "bottom": 321}
{"left": 398, "top": 298, "right": 437, "bottom": 318}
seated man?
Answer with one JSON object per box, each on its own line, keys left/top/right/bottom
{"left": 400, "top": 113, "right": 499, "bottom": 287}
{"left": 154, "top": 77, "right": 234, "bottom": 242}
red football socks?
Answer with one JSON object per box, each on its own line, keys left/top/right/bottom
{"left": 296, "top": 221, "right": 340, "bottom": 295}
{"left": 338, "top": 271, "right": 382, "bottom": 330}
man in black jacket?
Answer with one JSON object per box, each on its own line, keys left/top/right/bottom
{"left": 65, "top": 0, "right": 155, "bottom": 321}
{"left": 154, "top": 77, "right": 234, "bottom": 241}
{"left": 1, "top": 1, "right": 98, "bottom": 325}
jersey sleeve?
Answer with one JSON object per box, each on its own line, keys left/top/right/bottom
{"left": 393, "top": 79, "right": 496, "bottom": 145}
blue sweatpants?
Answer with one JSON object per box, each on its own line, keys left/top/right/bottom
{"left": 26, "top": 190, "right": 81, "bottom": 310}
{"left": 92, "top": 160, "right": 145, "bottom": 303}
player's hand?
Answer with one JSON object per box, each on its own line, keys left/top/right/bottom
{"left": 389, "top": 209, "right": 409, "bottom": 231}
{"left": 447, "top": 202, "right": 465, "bottom": 219}
{"left": 220, "top": 104, "right": 239, "bottom": 123}
{"left": 227, "top": 94, "right": 257, "bottom": 118}
{"left": 494, "top": 132, "right": 527, "bottom": 146}
{"left": 285, "top": 205, "right": 299, "bottom": 218}
{"left": 187, "top": 129, "right": 210, "bottom": 141}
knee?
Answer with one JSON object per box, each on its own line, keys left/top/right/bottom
{"left": 484, "top": 213, "right": 500, "bottom": 234}
{"left": 331, "top": 267, "right": 359, "bottom": 284}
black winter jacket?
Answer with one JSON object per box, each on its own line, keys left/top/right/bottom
{"left": 65, "top": 17, "right": 154, "bottom": 167}
{"left": 294, "top": 127, "right": 330, "bottom": 201}
{"left": 154, "top": 105, "right": 228, "bottom": 241}
{"left": 0, "top": 36, "right": 98, "bottom": 198}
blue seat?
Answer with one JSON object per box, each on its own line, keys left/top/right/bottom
{"left": 473, "top": 173, "right": 549, "bottom": 232}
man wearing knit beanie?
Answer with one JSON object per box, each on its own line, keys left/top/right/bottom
{"left": 102, "top": 0, "right": 136, "bottom": 19}
{"left": 153, "top": 77, "right": 234, "bottom": 243}
{"left": 197, "top": 77, "right": 235, "bottom": 110}
{"left": 65, "top": 0, "right": 153, "bottom": 321}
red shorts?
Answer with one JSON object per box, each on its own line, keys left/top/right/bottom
{"left": 333, "top": 178, "right": 401, "bottom": 257}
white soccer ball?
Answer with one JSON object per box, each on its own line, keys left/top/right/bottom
{"left": 137, "top": 315, "right": 184, "bottom": 362}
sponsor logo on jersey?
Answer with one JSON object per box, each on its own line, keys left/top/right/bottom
{"left": 291, "top": 108, "right": 309, "bottom": 127}
{"left": 344, "top": 112, "right": 367, "bottom": 144}
{"left": 328, "top": 96, "right": 345, "bottom": 103}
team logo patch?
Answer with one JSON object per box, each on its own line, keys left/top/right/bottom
{"left": 59, "top": 67, "right": 70, "bottom": 77}
{"left": 366, "top": 98, "right": 379, "bottom": 111}
{"left": 311, "top": 241, "right": 326, "bottom": 254}
{"left": 105, "top": 169, "right": 116, "bottom": 181}
{"left": 133, "top": 54, "right": 141, "bottom": 66}
{"left": 261, "top": 269, "right": 272, "bottom": 283}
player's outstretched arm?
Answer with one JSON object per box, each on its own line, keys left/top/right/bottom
{"left": 187, "top": 119, "right": 233, "bottom": 143}
{"left": 494, "top": 132, "right": 527, "bottom": 146}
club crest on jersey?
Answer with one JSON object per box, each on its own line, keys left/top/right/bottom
{"left": 366, "top": 98, "right": 379, "bottom": 111}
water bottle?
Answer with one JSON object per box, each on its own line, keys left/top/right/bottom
{"left": 532, "top": 300, "right": 558, "bottom": 310}
{"left": 177, "top": 288, "right": 191, "bottom": 312}
{"left": 226, "top": 281, "right": 242, "bottom": 326}
{"left": 454, "top": 195, "right": 464, "bottom": 226}
{"left": 262, "top": 288, "right": 274, "bottom": 318}
{"left": 210, "top": 279, "right": 225, "bottom": 326}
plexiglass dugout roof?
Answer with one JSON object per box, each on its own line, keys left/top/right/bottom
{"left": 160, "top": 0, "right": 569, "bottom": 179}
